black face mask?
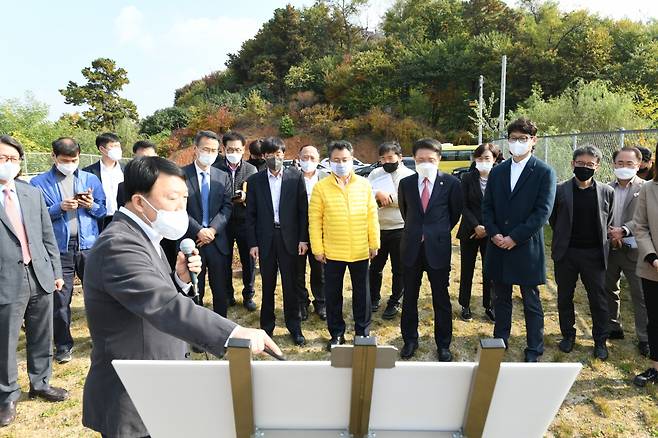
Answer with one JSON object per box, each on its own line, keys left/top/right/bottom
{"left": 266, "top": 157, "right": 283, "bottom": 172}
{"left": 382, "top": 161, "right": 399, "bottom": 173}
{"left": 249, "top": 158, "right": 266, "bottom": 167}
{"left": 574, "top": 166, "right": 595, "bottom": 182}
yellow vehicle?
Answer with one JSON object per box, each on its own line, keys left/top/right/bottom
{"left": 439, "top": 144, "right": 478, "bottom": 174}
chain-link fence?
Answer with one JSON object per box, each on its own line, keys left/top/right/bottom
{"left": 492, "top": 129, "right": 658, "bottom": 182}
{"left": 20, "top": 153, "right": 131, "bottom": 180}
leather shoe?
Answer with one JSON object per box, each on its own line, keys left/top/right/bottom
{"left": 0, "top": 401, "right": 17, "bottom": 427}
{"left": 524, "top": 354, "right": 539, "bottom": 363}
{"left": 314, "top": 304, "right": 327, "bottom": 321}
{"left": 382, "top": 303, "right": 399, "bottom": 320}
{"left": 608, "top": 329, "right": 625, "bottom": 340}
{"left": 633, "top": 367, "right": 658, "bottom": 387}
{"left": 29, "top": 385, "right": 69, "bottom": 402}
{"left": 400, "top": 341, "right": 418, "bottom": 359}
{"left": 638, "top": 341, "right": 650, "bottom": 357}
{"left": 371, "top": 299, "right": 380, "bottom": 312}
{"left": 558, "top": 336, "right": 575, "bottom": 353}
{"left": 300, "top": 305, "right": 309, "bottom": 321}
{"left": 326, "top": 336, "right": 346, "bottom": 352}
{"left": 460, "top": 306, "right": 473, "bottom": 321}
{"left": 438, "top": 348, "right": 452, "bottom": 362}
{"left": 55, "top": 348, "right": 72, "bottom": 364}
{"left": 484, "top": 307, "right": 495, "bottom": 322}
{"left": 593, "top": 342, "right": 608, "bottom": 361}
{"left": 228, "top": 296, "right": 237, "bottom": 306}
{"left": 243, "top": 298, "right": 257, "bottom": 312}
{"left": 292, "top": 333, "right": 306, "bottom": 346}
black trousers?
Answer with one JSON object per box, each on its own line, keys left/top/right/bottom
{"left": 0, "top": 264, "right": 52, "bottom": 403}
{"left": 641, "top": 278, "right": 658, "bottom": 362}
{"left": 197, "top": 243, "right": 229, "bottom": 317}
{"left": 259, "top": 229, "right": 302, "bottom": 336}
{"left": 369, "top": 229, "right": 404, "bottom": 306}
{"left": 57, "top": 236, "right": 87, "bottom": 353}
{"left": 555, "top": 247, "right": 610, "bottom": 343}
{"left": 493, "top": 283, "right": 544, "bottom": 359}
{"left": 458, "top": 237, "right": 492, "bottom": 309}
{"left": 324, "top": 259, "right": 370, "bottom": 338}
{"left": 226, "top": 221, "right": 256, "bottom": 301}
{"left": 296, "top": 246, "right": 325, "bottom": 308}
{"left": 400, "top": 244, "right": 452, "bottom": 349}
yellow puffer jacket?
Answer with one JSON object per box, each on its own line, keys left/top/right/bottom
{"left": 309, "top": 172, "right": 380, "bottom": 262}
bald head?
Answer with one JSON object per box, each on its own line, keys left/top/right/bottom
{"left": 299, "top": 145, "right": 319, "bottom": 160}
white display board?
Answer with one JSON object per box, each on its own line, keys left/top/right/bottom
{"left": 113, "top": 360, "right": 581, "bottom": 438}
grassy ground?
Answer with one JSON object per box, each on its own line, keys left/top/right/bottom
{"left": 3, "top": 231, "right": 658, "bottom": 437}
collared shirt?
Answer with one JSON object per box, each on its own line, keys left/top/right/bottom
{"left": 510, "top": 154, "right": 531, "bottom": 191}
{"left": 417, "top": 169, "right": 438, "bottom": 198}
{"left": 303, "top": 170, "right": 320, "bottom": 203}
{"left": 226, "top": 159, "right": 239, "bottom": 181}
{"left": 118, "top": 206, "right": 191, "bottom": 293}
{"left": 194, "top": 161, "right": 211, "bottom": 195}
{"left": 333, "top": 173, "right": 352, "bottom": 188}
{"left": 0, "top": 182, "right": 23, "bottom": 222}
{"left": 100, "top": 160, "right": 124, "bottom": 216}
{"left": 268, "top": 169, "right": 282, "bottom": 223}
{"left": 611, "top": 176, "right": 639, "bottom": 229}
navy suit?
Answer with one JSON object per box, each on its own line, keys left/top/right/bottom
{"left": 398, "top": 171, "right": 462, "bottom": 349}
{"left": 482, "top": 155, "right": 556, "bottom": 359}
{"left": 246, "top": 168, "right": 308, "bottom": 336}
{"left": 182, "top": 163, "right": 233, "bottom": 316}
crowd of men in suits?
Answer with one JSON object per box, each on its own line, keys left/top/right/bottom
{"left": 2, "top": 115, "right": 658, "bottom": 430}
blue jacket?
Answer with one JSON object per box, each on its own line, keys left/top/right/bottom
{"left": 482, "top": 155, "right": 556, "bottom": 286}
{"left": 30, "top": 166, "right": 106, "bottom": 252}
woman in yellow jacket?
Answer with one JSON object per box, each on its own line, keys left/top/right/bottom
{"left": 309, "top": 141, "right": 380, "bottom": 351}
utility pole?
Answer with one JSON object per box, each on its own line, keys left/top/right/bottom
{"left": 498, "top": 55, "right": 507, "bottom": 139}
{"left": 478, "top": 75, "right": 484, "bottom": 144}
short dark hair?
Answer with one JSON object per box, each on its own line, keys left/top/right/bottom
{"left": 473, "top": 143, "right": 501, "bottom": 160}
{"left": 573, "top": 145, "right": 603, "bottom": 163}
{"left": 248, "top": 139, "right": 263, "bottom": 157}
{"left": 612, "top": 147, "right": 642, "bottom": 163}
{"left": 261, "top": 137, "right": 286, "bottom": 154}
{"left": 0, "top": 135, "right": 25, "bottom": 159}
{"left": 222, "top": 131, "right": 246, "bottom": 147}
{"left": 132, "top": 140, "right": 157, "bottom": 155}
{"left": 378, "top": 141, "right": 402, "bottom": 157}
{"left": 96, "top": 132, "right": 120, "bottom": 149}
{"left": 123, "top": 156, "right": 185, "bottom": 201}
{"left": 52, "top": 137, "right": 81, "bottom": 157}
{"left": 412, "top": 138, "right": 442, "bottom": 156}
{"left": 507, "top": 117, "right": 538, "bottom": 137}
{"left": 637, "top": 146, "right": 652, "bottom": 162}
{"left": 327, "top": 140, "right": 353, "bottom": 158}
{"left": 194, "top": 130, "right": 220, "bottom": 146}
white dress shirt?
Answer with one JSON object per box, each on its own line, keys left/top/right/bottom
{"left": 510, "top": 154, "right": 531, "bottom": 191}
{"left": 417, "top": 169, "right": 438, "bottom": 198}
{"left": 303, "top": 171, "right": 320, "bottom": 203}
{"left": 100, "top": 160, "right": 124, "bottom": 216}
{"left": 268, "top": 169, "right": 282, "bottom": 223}
{"left": 194, "top": 161, "right": 211, "bottom": 194}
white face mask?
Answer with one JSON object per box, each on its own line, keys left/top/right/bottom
{"left": 330, "top": 161, "right": 352, "bottom": 177}
{"left": 508, "top": 140, "right": 530, "bottom": 157}
{"left": 475, "top": 161, "right": 493, "bottom": 174}
{"left": 416, "top": 162, "right": 436, "bottom": 179}
{"left": 614, "top": 167, "right": 638, "bottom": 181}
{"left": 0, "top": 162, "right": 20, "bottom": 182}
{"left": 300, "top": 159, "right": 318, "bottom": 173}
{"left": 226, "top": 153, "right": 242, "bottom": 165}
{"left": 139, "top": 196, "right": 189, "bottom": 240}
{"left": 197, "top": 152, "right": 218, "bottom": 167}
{"left": 56, "top": 162, "right": 78, "bottom": 176}
{"left": 107, "top": 147, "right": 123, "bottom": 162}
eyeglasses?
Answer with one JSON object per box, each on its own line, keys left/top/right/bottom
{"left": 574, "top": 160, "right": 598, "bottom": 169}
{"left": 0, "top": 155, "right": 21, "bottom": 164}
{"left": 508, "top": 136, "right": 531, "bottom": 142}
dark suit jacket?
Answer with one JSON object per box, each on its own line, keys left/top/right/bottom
{"left": 116, "top": 181, "right": 126, "bottom": 208}
{"left": 182, "top": 163, "right": 233, "bottom": 255}
{"left": 213, "top": 158, "right": 257, "bottom": 223}
{"left": 456, "top": 168, "right": 486, "bottom": 240}
{"left": 482, "top": 155, "right": 557, "bottom": 286}
{"left": 245, "top": 168, "right": 309, "bottom": 258}
{"left": 0, "top": 180, "right": 62, "bottom": 303}
{"left": 549, "top": 178, "right": 614, "bottom": 267}
{"left": 398, "top": 171, "right": 463, "bottom": 270}
{"left": 82, "top": 211, "right": 237, "bottom": 437}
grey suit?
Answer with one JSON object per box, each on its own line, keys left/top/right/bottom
{"left": 82, "top": 211, "right": 237, "bottom": 437}
{"left": 549, "top": 178, "right": 614, "bottom": 342}
{"left": 0, "top": 180, "right": 62, "bottom": 403}
{"left": 605, "top": 176, "right": 648, "bottom": 342}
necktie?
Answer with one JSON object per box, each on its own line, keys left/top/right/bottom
{"left": 3, "top": 188, "right": 31, "bottom": 264}
{"left": 201, "top": 172, "right": 210, "bottom": 227}
{"left": 421, "top": 178, "right": 430, "bottom": 212}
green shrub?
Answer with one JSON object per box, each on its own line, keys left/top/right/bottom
{"left": 279, "top": 114, "right": 296, "bottom": 137}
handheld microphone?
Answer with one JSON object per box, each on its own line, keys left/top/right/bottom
{"left": 179, "top": 238, "right": 199, "bottom": 297}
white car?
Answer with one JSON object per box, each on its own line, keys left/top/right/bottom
{"left": 320, "top": 157, "right": 366, "bottom": 172}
